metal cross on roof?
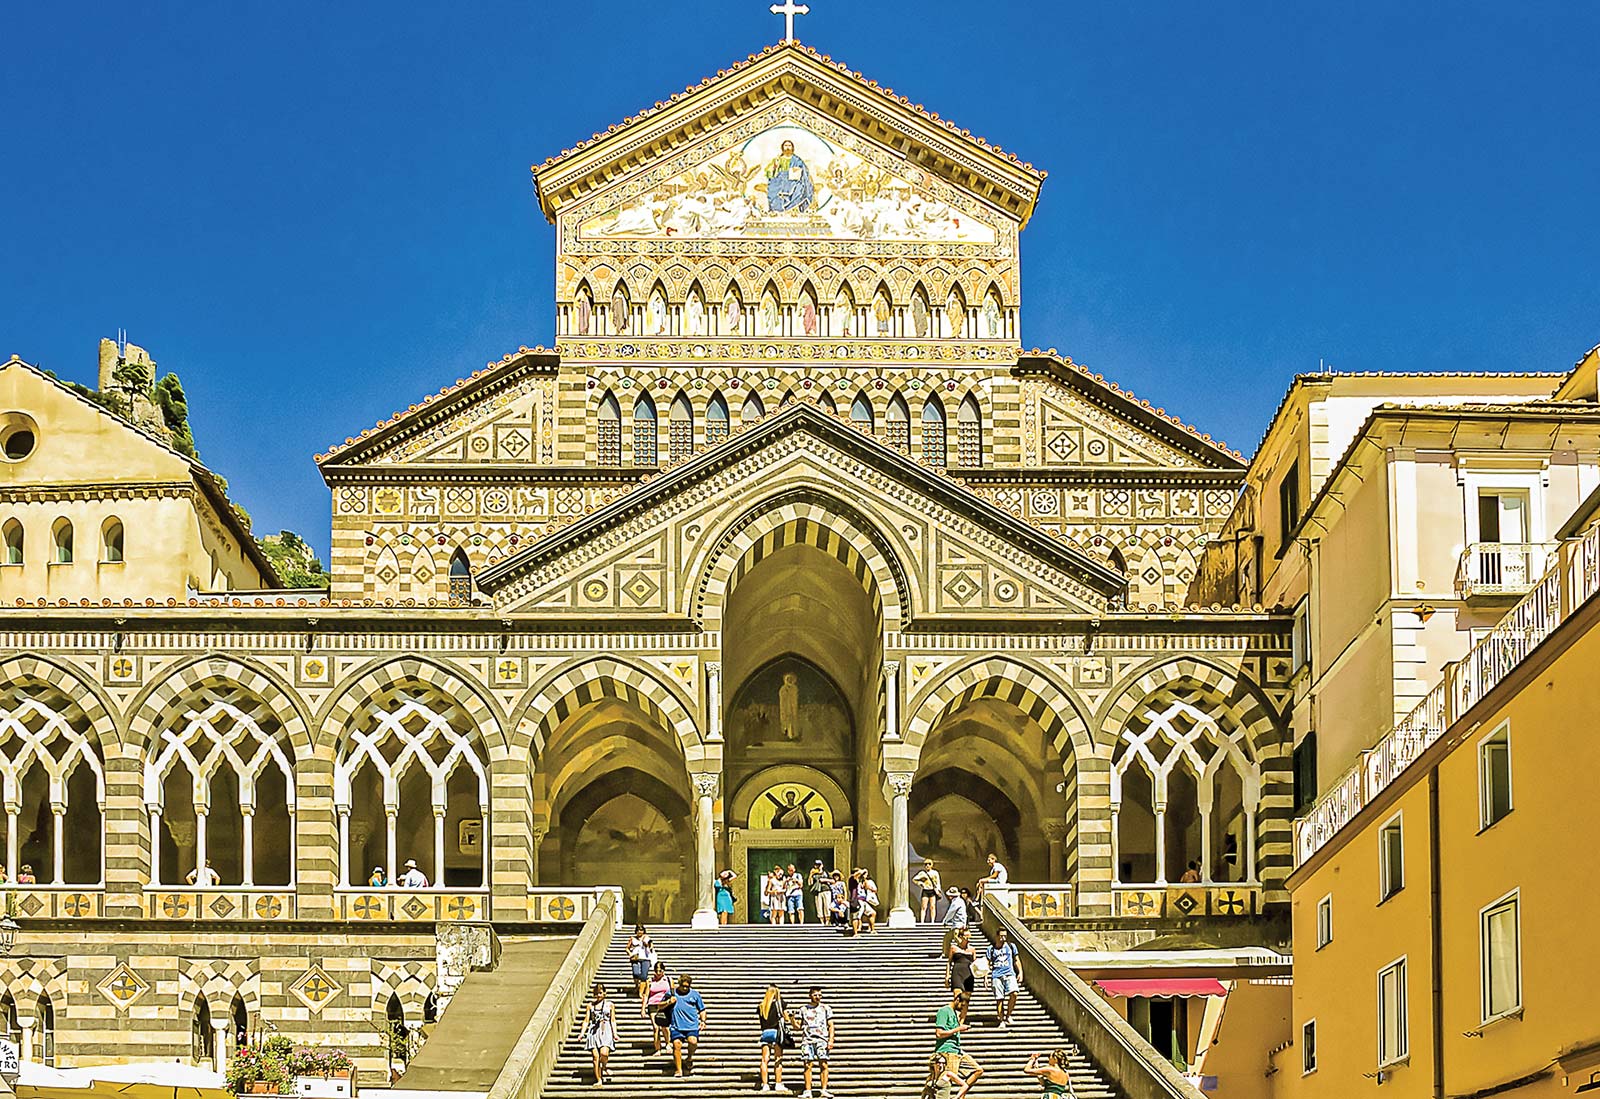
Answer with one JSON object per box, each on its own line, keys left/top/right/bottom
{"left": 770, "top": 0, "right": 809, "bottom": 43}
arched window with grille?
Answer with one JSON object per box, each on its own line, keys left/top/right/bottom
{"left": 334, "top": 683, "right": 491, "bottom": 889}
{"left": 850, "top": 392, "right": 874, "bottom": 433}
{"left": 448, "top": 549, "right": 472, "bottom": 603}
{"left": 706, "top": 392, "right": 729, "bottom": 446}
{"left": 50, "top": 519, "right": 72, "bottom": 564}
{"left": 145, "top": 693, "right": 296, "bottom": 887}
{"left": 885, "top": 393, "right": 910, "bottom": 453}
{"left": 669, "top": 393, "right": 693, "bottom": 462}
{"left": 596, "top": 391, "right": 621, "bottom": 465}
{"left": 0, "top": 679, "right": 104, "bottom": 884}
{"left": 633, "top": 394, "right": 658, "bottom": 466}
{"left": 957, "top": 394, "right": 982, "bottom": 466}
{"left": 102, "top": 517, "right": 124, "bottom": 563}
{"left": 2, "top": 521, "right": 21, "bottom": 566}
{"left": 921, "top": 398, "right": 947, "bottom": 468}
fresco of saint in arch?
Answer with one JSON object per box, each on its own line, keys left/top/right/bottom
{"left": 580, "top": 124, "right": 997, "bottom": 244}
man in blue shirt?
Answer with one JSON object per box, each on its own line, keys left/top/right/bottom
{"left": 666, "top": 973, "right": 708, "bottom": 1078}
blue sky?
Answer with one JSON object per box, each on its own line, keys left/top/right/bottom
{"left": 4, "top": 2, "right": 1597, "bottom": 557}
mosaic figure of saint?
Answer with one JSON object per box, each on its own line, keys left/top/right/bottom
{"left": 610, "top": 287, "right": 629, "bottom": 334}
{"left": 946, "top": 292, "right": 965, "bottom": 338}
{"left": 765, "top": 139, "right": 813, "bottom": 214}
{"left": 984, "top": 295, "right": 1002, "bottom": 338}
{"left": 779, "top": 671, "right": 800, "bottom": 741}
{"left": 911, "top": 293, "right": 930, "bottom": 338}
{"left": 874, "top": 293, "right": 892, "bottom": 336}
{"left": 769, "top": 788, "right": 815, "bottom": 829}
{"left": 648, "top": 288, "right": 668, "bottom": 336}
{"left": 834, "top": 288, "right": 854, "bottom": 337}
{"left": 760, "top": 291, "right": 781, "bottom": 336}
{"left": 575, "top": 287, "right": 592, "bottom": 336}
{"left": 724, "top": 291, "right": 741, "bottom": 335}
{"left": 801, "top": 292, "right": 818, "bottom": 336}
{"left": 686, "top": 290, "right": 706, "bottom": 336}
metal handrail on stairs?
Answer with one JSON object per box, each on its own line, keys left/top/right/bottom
{"left": 983, "top": 900, "right": 1205, "bottom": 1099}
{"left": 486, "top": 888, "right": 619, "bottom": 1099}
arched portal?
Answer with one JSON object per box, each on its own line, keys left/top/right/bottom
{"left": 719, "top": 533, "right": 884, "bottom": 919}
{"left": 538, "top": 688, "right": 694, "bottom": 924}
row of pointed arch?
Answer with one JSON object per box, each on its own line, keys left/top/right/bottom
{"left": 596, "top": 386, "right": 981, "bottom": 467}
{"left": 567, "top": 275, "right": 1013, "bottom": 341}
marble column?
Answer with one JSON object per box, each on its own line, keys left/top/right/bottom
{"left": 530, "top": 824, "right": 548, "bottom": 887}
{"left": 690, "top": 772, "right": 719, "bottom": 930}
{"left": 886, "top": 771, "right": 915, "bottom": 928}
{"left": 212, "top": 1019, "right": 230, "bottom": 1073}
{"left": 1043, "top": 820, "right": 1069, "bottom": 882}
{"left": 705, "top": 662, "right": 723, "bottom": 743}
{"left": 883, "top": 661, "right": 901, "bottom": 740}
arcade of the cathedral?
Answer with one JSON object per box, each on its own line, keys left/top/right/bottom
{"left": 0, "top": 41, "right": 1293, "bottom": 1070}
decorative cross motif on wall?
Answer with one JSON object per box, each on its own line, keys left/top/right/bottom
{"left": 770, "top": 0, "right": 809, "bottom": 42}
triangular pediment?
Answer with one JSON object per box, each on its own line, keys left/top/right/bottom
{"left": 315, "top": 349, "right": 559, "bottom": 468}
{"left": 476, "top": 403, "right": 1124, "bottom": 619}
{"left": 533, "top": 43, "right": 1045, "bottom": 230}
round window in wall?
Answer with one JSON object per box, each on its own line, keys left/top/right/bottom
{"left": 0, "top": 413, "right": 39, "bottom": 462}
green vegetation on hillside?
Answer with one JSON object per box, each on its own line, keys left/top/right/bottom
{"left": 257, "top": 531, "right": 331, "bottom": 589}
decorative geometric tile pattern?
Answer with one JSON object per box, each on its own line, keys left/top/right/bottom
{"left": 98, "top": 963, "right": 150, "bottom": 1011}
{"left": 1167, "top": 886, "right": 1205, "bottom": 918}
{"left": 289, "top": 964, "right": 342, "bottom": 1012}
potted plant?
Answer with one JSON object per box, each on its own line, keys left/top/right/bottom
{"left": 324, "top": 1050, "right": 355, "bottom": 1079}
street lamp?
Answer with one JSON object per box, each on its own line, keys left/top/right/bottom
{"left": 0, "top": 914, "right": 20, "bottom": 956}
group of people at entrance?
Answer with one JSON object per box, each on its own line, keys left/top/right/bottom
{"left": 712, "top": 863, "right": 881, "bottom": 932}
{"left": 578, "top": 921, "right": 1077, "bottom": 1096}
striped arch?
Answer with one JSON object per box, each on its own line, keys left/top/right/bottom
{"left": 902, "top": 655, "right": 1093, "bottom": 764}
{"left": 693, "top": 490, "right": 911, "bottom": 630}
{"left": 313, "top": 656, "right": 507, "bottom": 755}
{"left": 515, "top": 656, "right": 700, "bottom": 760}
{"left": 176, "top": 959, "right": 260, "bottom": 1018}
{"left": 1098, "top": 656, "right": 1292, "bottom": 897}
{"left": 0, "top": 957, "right": 67, "bottom": 1020}
{"left": 127, "top": 654, "right": 312, "bottom": 756}
{"left": 370, "top": 961, "right": 434, "bottom": 1026}
{"left": 0, "top": 653, "right": 118, "bottom": 747}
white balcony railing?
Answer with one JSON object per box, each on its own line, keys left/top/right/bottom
{"left": 1298, "top": 523, "right": 1600, "bottom": 866}
{"left": 1456, "top": 541, "right": 1556, "bottom": 597}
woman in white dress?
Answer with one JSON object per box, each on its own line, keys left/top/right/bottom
{"left": 583, "top": 981, "right": 618, "bottom": 1085}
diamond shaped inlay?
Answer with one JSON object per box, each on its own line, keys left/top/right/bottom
{"left": 620, "top": 570, "right": 660, "bottom": 606}
{"left": 208, "top": 894, "right": 236, "bottom": 918}
{"left": 18, "top": 894, "right": 44, "bottom": 917}
{"left": 289, "top": 964, "right": 342, "bottom": 1012}
{"left": 1170, "top": 890, "right": 1201, "bottom": 917}
{"left": 941, "top": 572, "right": 981, "bottom": 605}
{"left": 1046, "top": 430, "right": 1078, "bottom": 461}
{"left": 401, "top": 896, "right": 430, "bottom": 920}
{"left": 98, "top": 963, "right": 151, "bottom": 1011}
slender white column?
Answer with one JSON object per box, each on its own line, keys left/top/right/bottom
{"left": 705, "top": 663, "right": 723, "bottom": 743}
{"left": 19, "top": 1019, "right": 33, "bottom": 1063}
{"left": 1109, "top": 808, "right": 1120, "bottom": 887}
{"left": 433, "top": 808, "right": 446, "bottom": 887}
{"left": 690, "top": 773, "right": 719, "bottom": 929}
{"left": 337, "top": 809, "right": 350, "bottom": 887}
{"left": 1246, "top": 810, "right": 1259, "bottom": 884}
{"left": 6, "top": 810, "right": 17, "bottom": 882}
{"left": 887, "top": 772, "right": 914, "bottom": 928}
{"left": 1154, "top": 806, "right": 1167, "bottom": 884}
{"left": 883, "top": 661, "right": 901, "bottom": 740}
{"left": 212, "top": 1020, "right": 230, "bottom": 1073}
{"left": 241, "top": 807, "right": 255, "bottom": 888}
{"left": 479, "top": 803, "right": 490, "bottom": 887}
{"left": 385, "top": 809, "right": 398, "bottom": 885}
{"left": 51, "top": 805, "right": 65, "bottom": 885}
{"left": 194, "top": 809, "right": 209, "bottom": 886}
{"left": 149, "top": 809, "right": 162, "bottom": 885}
{"left": 1200, "top": 807, "right": 1213, "bottom": 885}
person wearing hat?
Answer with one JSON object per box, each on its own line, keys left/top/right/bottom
{"left": 807, "top": 860, "right": 831, "bottom": 923}
{"left": 940, "top": 886, "right": 970, "bottom": 959}
{"left": 400, "top": 858, "right": 429, "bottom": 889}
{"left": 368, "top": 865, "right": 388, "bottom": 888}
{"left": 15, "top": 863, "right": 37, "bottom": 885}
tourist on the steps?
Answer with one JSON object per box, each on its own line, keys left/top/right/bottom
{"left": 785, "top": 863, "right": 805, "bottom": 924}
{"left": 582, "top": 981, "right": 617, "bottom": 1086}
{"left": 846, "top": 869, "right": 863, "bottom": 936}
{"left": 860, "top": 870, "right": 880, "bottom": 933}
{"left": 933, "top": 990, "right": 984, "bottom": 1098}
{"left": 920, "top": 1052, "right": 967, "bottom": 1099}
{"left": 798, "top": 985, "right": 835, "bottom": 1098}
{"left": 1023, "top": 1050, "right": 1075, "bottom": 1097}
{"left": 828, "top": 872, "right": 849, "bottom": 927}
{"left": 715, "top": 869, "right": 738, "bottom": 925}
{"left": 915, "top": 860, "right": 943, "bottom": 923}
{"left": 628, "top": 925, "right": 657, "bottom": 1011}
{"left": 766, "top": 864, "right": 789, "bottom": 924}
{"left": 808, "top": 860, "right": 831, "bottom": 922}
{"left": 941, "top": 887, "right": 969, "bottom": 957}
{"left": 986, "top": 927, "right": 1023, "bottom": 1028}
{"left": 757, "top": 983, "right": 788, "bottom": 1093}
{"left": 947, "top": 929, "right": 977, "bottom": 1024}
{"left": 400, "top": 858, "right": 429, "bottom": 888}
{"left": 644, "top": 962, "right": 673, "bottom": 1055}
{"left": 665, "top": 973, "right": 707, "bottom": 1077}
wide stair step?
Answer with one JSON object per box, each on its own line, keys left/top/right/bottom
{"left": 542, "top": 925, "right": 1120, "bottom": 1098}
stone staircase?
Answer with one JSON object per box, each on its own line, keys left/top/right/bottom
{"left": 398, "top": 937, "right": 577, "bottom": 1092}
{"left": 542, "top": 923, "right": 1121, "bottom": 1098}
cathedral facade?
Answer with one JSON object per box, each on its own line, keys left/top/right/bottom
{"left": 0, "top": 43, "right": 1290, "bottom": 1070}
